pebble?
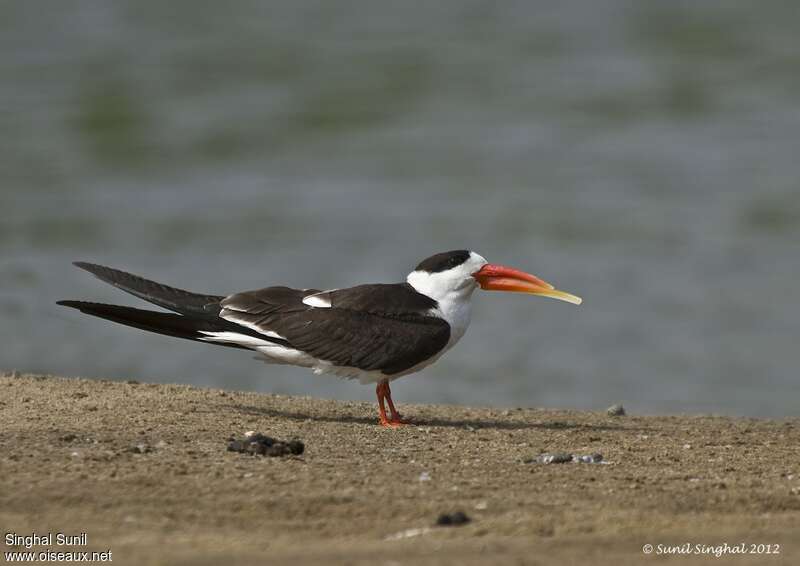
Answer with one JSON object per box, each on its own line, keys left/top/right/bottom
{"left": 436, "top": 511, "right": 470, "bottom": 526}
{"left": 575, "top": 453, "right": 604, "bottom": 464}
{"left": 227, "top": 433, "right": 304, "bottom": 457}
{"left": 526, "top": 452, "right": 605, "bottom": 464}
{"left": 535, "top": 452, "right": 574, "bottom": 464}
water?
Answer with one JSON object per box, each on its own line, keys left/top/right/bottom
{"left": 2, "top": 1, "right": 798, "bottom": 416}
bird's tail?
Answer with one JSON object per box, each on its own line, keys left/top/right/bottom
{"left": 71, "top": 262, "right": 224, "bottom": 316}
{"left": 56, "top": 301, "right": 250, "bottom": 350}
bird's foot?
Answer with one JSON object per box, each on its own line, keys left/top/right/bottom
{"left": 390, "top": 413, "right": 411, "bottom": 425}
{"left": 379, "top": 416, "right": 411, "bottom": 428}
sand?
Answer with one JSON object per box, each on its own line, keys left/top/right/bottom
{"left": 1, "top": 371, "right": 798, "bottom": 565}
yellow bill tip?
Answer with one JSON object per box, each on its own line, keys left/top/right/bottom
{"left": 540, "top": 288, "right": 582, "bottom": 305}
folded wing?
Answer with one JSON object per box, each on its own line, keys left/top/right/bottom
{"left": 220, "top": 283, "right": 450, "bottom": 375}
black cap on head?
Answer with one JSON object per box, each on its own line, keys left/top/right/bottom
{"left": 415, "top": 250, "right": 471, "bottom": 273}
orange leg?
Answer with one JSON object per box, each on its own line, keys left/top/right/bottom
{"left": 376, "top": 380, "right": 410, "bottom": 427}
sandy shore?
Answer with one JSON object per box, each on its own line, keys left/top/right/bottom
{"left": 1, "top": 372, "right": 798, "bottom": 565}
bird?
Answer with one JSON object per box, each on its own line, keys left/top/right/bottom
{"left": 57, "top": 250, "right": 581, "bottom": 427}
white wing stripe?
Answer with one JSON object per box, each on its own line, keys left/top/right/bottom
{"left": 218, "top": 311, "right": 288, "bottom": 340}
{"left": 198, "top": 331, "right": 274, "bottom": 348}
{"left": 301, "top": 289, "right": 336, "bottom": 308}
{"left": 302, "top": 295, "right": 331, "bottom": 308}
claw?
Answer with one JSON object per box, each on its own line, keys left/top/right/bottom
{"left": 379, "top": 416, "right": 409, "bottom": 428}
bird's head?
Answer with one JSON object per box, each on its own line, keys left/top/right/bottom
{"left": 407, "top": 250, "right": 582, "bottom": 305}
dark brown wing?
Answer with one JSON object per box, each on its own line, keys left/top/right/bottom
{"left": 220, "top": 286, "right": 320, "bottom": 316}
{"left": 314, "top": 283, "right": 438, "bottom": 315}
{"left": 219, "top": 283, "right": 450, "bottom": 374}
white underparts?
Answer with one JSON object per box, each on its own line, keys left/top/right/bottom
{"left": 254, "top": 343, "right": 318, "bottom": 368}
{"left": 253, "top": 347, "right": 387, "bottom": 383}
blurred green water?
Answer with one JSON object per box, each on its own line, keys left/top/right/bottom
{"left": 1, "top": 1, "right": 798, "bottom": 415}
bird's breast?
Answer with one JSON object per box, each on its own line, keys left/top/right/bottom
{"left": 431, "top": 295, "right": 473, "bottom": 352}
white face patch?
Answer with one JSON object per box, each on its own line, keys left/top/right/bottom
{"left": 406, "top": 251, "right": 487, "bottom": 303}
{"left": 406, "top": 251, "right": 487, "bottom": 354}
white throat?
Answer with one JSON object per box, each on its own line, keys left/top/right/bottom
{"left": 406, "top": 251, "right": 487, "bottom": 351}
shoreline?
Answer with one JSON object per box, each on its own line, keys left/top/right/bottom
{"left": 1, "top": 372, "right": 798, "bottom": 565}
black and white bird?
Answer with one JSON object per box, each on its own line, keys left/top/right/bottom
{"left": 58, "top": 250, "right": 581, "bottom": 427}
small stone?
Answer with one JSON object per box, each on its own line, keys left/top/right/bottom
{"left": 436, "top": 511, "right": 470, "bottom": 526}
{"left": 227, "top": 432, "right": 303, "bottom": 457}
{"left": 576, "top": 453, "right": 604, "bottom": 464}
{"left": 287, "top": 440, "right": 305, "bottom": 455}
{"left": 419, "top": 471, "right": 431, "bottom": 482}
{"left": 525, "top": 452, "right": 605, "bottom": 464}
{"left": 607, "top": 404, "right": 625, "bottom": 416}
{"left": 537, "top": 452, "right": 574, "bottom": 464}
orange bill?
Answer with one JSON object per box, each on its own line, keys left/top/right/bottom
{"left": 472, "top": 264, "right": 582, "bottom": 305}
